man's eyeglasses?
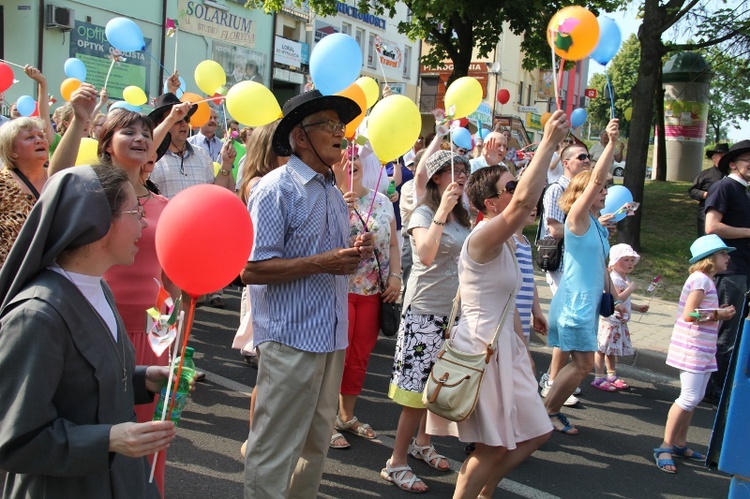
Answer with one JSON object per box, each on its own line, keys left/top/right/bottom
{"left": 120, "top": 205, "right": 145, "bottom": 220}
{"left": 489, "top": 180, "right": 518, "bottom": 198}
{"left": 456, "top": 148, "right": 468, "bottom": 155}
{"left": 180, "top": 116, "right": 191, "bottom": 124}
{"left": 573, "top": 153, "right": 592, "bottom": 161}
{"left": 302, "top": 119, "right": 346, "bottom": 134}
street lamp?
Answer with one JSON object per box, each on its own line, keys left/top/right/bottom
{"left": 488, "top": 62, "right": 503, "bottom": 121}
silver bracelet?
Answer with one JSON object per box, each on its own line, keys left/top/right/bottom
{"left": 388, "top": 273, "right": 403, "bottom": 281}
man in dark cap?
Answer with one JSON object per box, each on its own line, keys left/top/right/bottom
{"left": 149, "top": 92, "right": 236, "bottom": 308}
{"left": 689, "top": 143, "right": 728, "bottom": 237}
{"left": 241, "top": 90, "right": 373, "bottom": 498}
{"left": 704, "top": 140, "right": 750, "bottom": 405}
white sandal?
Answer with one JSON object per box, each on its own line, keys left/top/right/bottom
{"left": 335, "top": 415, "right": 377, "bottom": 439}
{"left": 380, "top": 459, "right": 428, "bottom": 493}
{"left": 408, "top": 439, "right": 451, "bottom": 472}
{"left": 329, "top": 432, "right": 350, "bottom": 449}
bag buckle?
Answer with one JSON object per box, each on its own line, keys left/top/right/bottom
{"left": 427, "top": 372, "right": 449, "bottom": 403}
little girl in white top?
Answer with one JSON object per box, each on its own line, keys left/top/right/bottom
{"left": 592, "top": 244, "right": 649, "bottom": 391}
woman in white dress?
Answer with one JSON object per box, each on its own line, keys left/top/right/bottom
{"left": 427, "top": 110, "right": 569, "bottom": 498}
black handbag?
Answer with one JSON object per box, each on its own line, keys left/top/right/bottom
{"left": 597, "top": 220, "right": 615, "bottom": 317}
{"left": 535, "top": 237, "right": 564, "bottom": 272}
{"left": 380, "top": 301, "right": 402, "bottom": 337}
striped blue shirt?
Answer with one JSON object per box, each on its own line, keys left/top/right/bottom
{"left": 513, "top": 234, "right": 535, "bottom": 338}
{"left": 247, "top": 156, "right": 349, "bottom": 353}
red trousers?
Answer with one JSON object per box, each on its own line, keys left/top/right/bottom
{"left": 340, "top": 293, "right": 381, "bottom": 395}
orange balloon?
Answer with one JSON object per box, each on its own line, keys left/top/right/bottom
{"left": 337, "top": 83, "right": 367, "bottom": 139}
{"left": 60, "top": 78, "right": 82, "bottom": 101}
{"left": 546, "top": 6, "right": 600, "bottom": 61}
{"left": 181, "top": 92, "right": 210, "bottom": 128}
{"left": 540, "top": 112, "right": 552, "bottom": 127}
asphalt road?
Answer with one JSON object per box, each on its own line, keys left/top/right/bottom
{"left": 166, "top": 287, "right": 729, "bottom": 498}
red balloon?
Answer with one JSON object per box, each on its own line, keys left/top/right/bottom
{"left": 497, "top": 89, "right": 510, "bottom": 105}
{"left": 30, "top": 102, "right": 40, "bottom": 117}
{"left": 155, "top": 185, "right": 253, "bottom": 297}
{"left": 0, "top": 62, "right": 15, "bottom": 93}
{"left": 458, "top": 117, "right": 469, "bottom": 127}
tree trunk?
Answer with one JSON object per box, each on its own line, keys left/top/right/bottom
{"left": 655, "top": 83, "right": 667, "bottom": 182}
{"left": 619, "top": 0, "right": 666, "bottom": 251}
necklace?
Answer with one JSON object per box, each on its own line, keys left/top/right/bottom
{"left": 59, "top": 267, "right": 129, "bottom": 391}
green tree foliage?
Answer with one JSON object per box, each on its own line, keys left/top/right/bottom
{"left": 703, "top": 47, "right": 750, "bottom": 144}
{"left": 249, "top": 0, "right": 621, "bottom": 81}
{"left": 587, "top": 34, "right": 641, "bottom": 133}
{"left": 617, "top": 0, "right": 750, "bottom": 250}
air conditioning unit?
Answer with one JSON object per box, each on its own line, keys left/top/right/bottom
{"left": 46, "top": 5, "right": 75, "bottom": 31}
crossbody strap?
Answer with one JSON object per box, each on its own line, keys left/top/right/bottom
{"left": 443, "top": 241, "right": 519, "bottom": 358}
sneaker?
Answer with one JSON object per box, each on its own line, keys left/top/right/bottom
{"left": 539, "top": 372, "right": 550, "bottom": 390}
{"left": 563, "top": 394, "right": 579, "bottom": 407}
{"left": 573, "top": 386, "right": 582, "bottom": 396}
{"left": 540, "top": 381, "right": 551, "bottom": 398}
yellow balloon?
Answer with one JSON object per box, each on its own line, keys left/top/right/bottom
{"left": 540, "top": 112, "right": 552, "bottom": 127}
{"left": 122, "top": 85, "right": 147, "bottom": 106}
{"left": 444, "top": 77, "right": 482, "bottom": 119}
{"left": 355, "top": 76, "right": 380, "bottom": 109}
{"left": 546, "top": 6, "right": 600, "bottom": 61}
{"left": 226, "top": 81, "right": 281, "bottom": 127}
{"left": 75, "top": 137, "right": 99, "bottom": 166}
{"left": 624, "top": 107, "right": 633, "bottom": 120}
{"left": 195, "top": 60, "right": 226, "bottom": 95}
{"left": 368, "top": 95, "right": 421, "bottom": 162}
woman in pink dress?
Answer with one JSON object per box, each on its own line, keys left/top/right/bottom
{"left": 427, "top": 111, "right": 568, "bottom": 498}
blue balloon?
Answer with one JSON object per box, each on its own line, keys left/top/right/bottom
{"left": 164, "top": 76, "right": 186, "bottom": 98}
{"left": 570, "top": 108, "right": 588, "bottom": 128}
{"left": 109, "top": 100, "right": 141, "bottom": 113}
{"left": 16, "top": 95, "right": 36, "bottom": 117}
{"left": 475, "top": 128, "right": 490, "bottom": 140}
{"left": 452, "top": 127, "right": 473, "bottom": 150}
{"left": 602, "top": 185, "right": 633, "bottom": 222}
{"left": 105, "top": 17, "right": 145, "bottom": 52}
{"left": 590, "top": 16, "right": 622, "bottom": 66}
{"left": 310, "top": 34, "right": 363, "bottom": 95}
{"left": 64, "top": 58, "right": 87, "bottom": 81}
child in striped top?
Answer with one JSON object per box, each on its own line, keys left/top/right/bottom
{"left": 513, "top": 207, "right": 547, "bottom": 372}
{"left": 653, "top": 234, "right": 736, "bottom": 474}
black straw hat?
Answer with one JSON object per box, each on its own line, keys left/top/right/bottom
{"left": 272, "top": 90, "right": 361, "bottom": 156}
{"left": 705, "top": 142, "right": 729, "bottom": 159}
{"left": 718, "top": 140, "right": 750, "bottom": 176}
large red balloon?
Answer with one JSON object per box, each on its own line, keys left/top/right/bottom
{"left": 0, "top": 63, "right": 15, "bottom": 93}
{"left": 156, "top": 185, "right": 253, "bottom": 297}
{"left": 497, "top": 89, "right": 510, "bottom": 105}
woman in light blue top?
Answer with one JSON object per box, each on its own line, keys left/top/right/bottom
{"left": 544, "top": 119, "right": 627, "bottom": 435}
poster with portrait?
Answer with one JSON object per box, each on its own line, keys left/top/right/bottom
{"left": 212, "top": 41, "right": 269, "bottom": 88}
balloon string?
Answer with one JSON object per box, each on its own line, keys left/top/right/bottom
{"left": 348, "top": 141, "right": 354, "bottom": 193}
{"left": 556, "top": 57, "right": 566, "bottom": 111}
{"left": 103, "top": 59, "right": 117, "bottom": 91}
{"left": 450, "top": 129, "right": 455, "bottom": 183}
{"left": 363, "top": 163, "right": 385, "bottom": 228}
{"left": 144, "top": 48, "right": 171, "bottom": 77}
{"left": 606, "top": 73, "right": 615, "bottom": 120}
{"left": 222, "top": 101, "right": 230, "bottom": 138}
{"left": 549, "top": 30, "right": 560, "bottom": 111}
{"left": 0, "top": 58, "right": 25, "bottom": 69}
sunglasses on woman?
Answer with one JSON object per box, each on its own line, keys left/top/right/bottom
{"left": 489, "top": 180, "right": 518, "bottom": 198}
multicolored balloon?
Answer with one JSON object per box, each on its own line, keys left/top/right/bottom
{"left": 547, "top": 6, "right": 600, "bottom": 61}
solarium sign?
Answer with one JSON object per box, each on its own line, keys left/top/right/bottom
{"left": 178, "top": 0, "right": 257, "bottom": 48}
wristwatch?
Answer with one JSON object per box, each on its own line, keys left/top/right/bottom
{"left": 220, "top": 168, "right": 231, "bottom": 176}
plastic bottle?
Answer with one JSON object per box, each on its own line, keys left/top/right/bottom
{"left": 153, "top": 347, "right": 196, "bottom": 427}
{"left": 386, "top": 180, "right": 397, "bottom": 197}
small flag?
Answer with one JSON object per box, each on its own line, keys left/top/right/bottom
{"left": 48, "top": 94, "right": 57, "bottom": 106}
{"left": 166, "top": 18, "right": 178, "bottom": 38}
{"left": 647, "top": 275, "right": 661, "bottom": 293}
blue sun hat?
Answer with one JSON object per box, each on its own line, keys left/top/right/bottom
{"left": 689, "top": 234, "right": 736, "bottom": 264}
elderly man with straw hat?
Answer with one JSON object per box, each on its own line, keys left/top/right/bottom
{"left": 241, "top": 90, "right": 373, "bottom": 499}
